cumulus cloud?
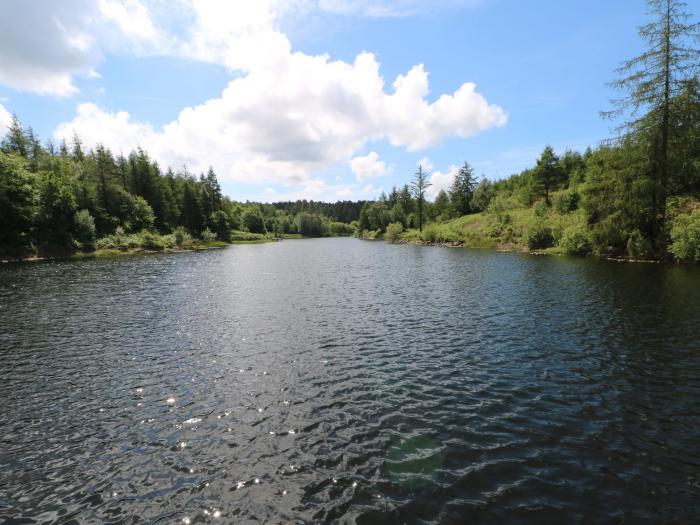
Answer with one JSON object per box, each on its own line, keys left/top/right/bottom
{"left": 98, "top": 0, "right": 161, "bottom": 43}
{"left": 0, "top": 103, "right": 13, "bottom": 137}
{"left": 418, "top": 156, "right": 434, "bottom": 172}
{"left": 351, "top": 152, "right": 387, "bottom": 181}
{"left": 427, "top": 165, "right": 459, "bottom": 199}
{"left": 0, "top": 0, "right": 162, "bottom": 96}
{"left": 318, "top": 0, "right": 483, "bottom": 17}
{"left": 55, "top": 52, "right": 505, "bottom": 186}
{"left": 49, "top": 0, "right": 506, "bottom": 191}
{"left": 53, "top": 103, "right": 155, "bottom": 155}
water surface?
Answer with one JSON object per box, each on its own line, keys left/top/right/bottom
{"left": 2, "top": 238, "right": 700, "bottom": 523}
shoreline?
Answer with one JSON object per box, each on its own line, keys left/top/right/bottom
{"left": 0, "top": 242, "right": 231, "bottom": 264}
{"left": 381, "top": 237, "right": 665, "bottom": 264}
{"left": 0, "top": 235, "right": 355, "bottom": 263}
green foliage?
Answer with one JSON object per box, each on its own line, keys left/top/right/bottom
{"left": 242, "top": 207, "right": 266, "bottom": 234}
{"left": 626, "top": 229, "right": 654, "bottom": 259}
{"left": 73, "top": 209, "right": 96, "bottom": 248}
{"left": 432, "top": 190, "right": 451, "bottom": 220}
{"left": 35, "top": 171, "right": 77, "bottom": 251}
{"left": 125, "top": 195, "right": 155, "bottom": 232}
{"left": 533, "top": 200, "right": 549, "bottom": 217}
{"left": 294, "top": 212, "right": 327, "bottom": 237}
{"left": 554, "top": 190, "right": 580, "bottom": 213}
{"left": 200, "top": 227, "right": 217, "bottom": 242}
{"left": 0, "top": 152, "right": 35, "bottom": 254}
{"left": 358, "top": 202, "right": 392, "bottom": 232}
{"left": 411, "top": 165, "right": 431, "bottom": 231}
{"left": 450, "top": 162, "right": 478, "bottom": 215}
{"left": 385, "top": 222, "right": 404, "bottom": 242}
{"left": 230, "top": 230, "right": 267, "bottom": 242}
{"left": 533, "top": 146, "right": 564, "bottom": 205}
{"left": 359, "top": 229, "right": 381, "bottom": 239}
{"left": 420, "top": 224, "right": 440, "bottom": 242}
{"left": 139, "top": 230, "right": 165, "bottom": 250}
{"left": 487, "top": 193, "right": 519, "bottom": 215}
{"left": 527, "top": 223, "right": 555, "bottom": 250}
{"left": 669, "top": 209, "right": 700, "bottom": 262}
{"left": 470, "top": 177, "right": 495, "bottom": 212}
{"left": 209, "top": 209, "right": 233, "bottom": 240}
{"left": 583, "top": 140, "right": 655, "bottom": 255}
{"left": 558, "top": 224, "right": 592, "bottom": 255}
{"left": 328, "top": 221, "right": 354, "bottom": 236}
{"left": 173, "top": 226, "right": 193, "bottom": 246}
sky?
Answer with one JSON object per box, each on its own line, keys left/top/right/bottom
{"left": 0, "top": 0, "right": 660, "bottom": 202}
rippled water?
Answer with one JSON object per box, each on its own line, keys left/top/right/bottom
{"left": 2, "top": 238, "right": 700, "bottom": 524}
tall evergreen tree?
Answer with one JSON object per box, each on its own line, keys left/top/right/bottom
{"left": 1, "top": 115, "right": 28, "bottom": 157}
{"left": 533, "top": 146, "right": 562, "bottom": 206}
{"left": 411, "top": 164, "right": 431, "bottom": 232}
{"left": 399, "top": 184, "right": 412, "bottom": 217}
{"left": 0, "top": 152, "right": 35, "bottom": 254}
{"left": 450, "top": 161, "right": 478, "bottom": 216}
{"left": 604, "top": 0, "right": 700, "bottom": 230}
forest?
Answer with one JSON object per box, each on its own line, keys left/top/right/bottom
{"left": 357, "top": 0, "right": 700, "bottom": 263}
{"left": 0, "top": 124, "right": 362, "bottom": 257}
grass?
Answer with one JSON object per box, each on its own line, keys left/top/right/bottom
{"left": 395, "top": 193, "right": 589, "bottom": 254}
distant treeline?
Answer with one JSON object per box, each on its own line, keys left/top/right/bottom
{"left": 272, "top": 200, "right": 368, "bottom": 224}
{"left": 0, "top": 121, "right": 359, "bottom": 256}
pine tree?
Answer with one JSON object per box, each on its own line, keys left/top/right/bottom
{"left": 1, "top": 115, "right": 28, "bottom": 156}
{"left": 604, "top": 0, "right": 700, "bottom": 227}
{"left": 399, "top": 184, "right": 412, "bottom": 217}
{"left": 411, "top": 165, "right": 431, "bottom": 232}
{"left": 533, "top": 146, "right": 562, "bottom": 206}
{"left": 450, "top": 161, "right": 478, "bottom": 216}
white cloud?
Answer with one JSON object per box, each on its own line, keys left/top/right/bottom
{"left": 351, "top": 151, "right": 387, "bottom": 181}
{"left": 55, "top": 52, "right": 505, "bottom": 187}
{"left": 179, "top": 0, "right": 293, "bottom": 71}
{"left": 418, "top": 156, "right": 433, "bottom": 172}
{"left": 317, "top": 0, "right": 484, "bottom": 17}
{"left": 0, "top": 0, "right": 162, "bottom": 96}
{"left": 49, "top": 0, "right": 506, "bottom": 193}
{"left": 98, "top": 0, "right": 160, "bottom": 43}
{"left": 53, "top": 103, "right": 155, "bottom": 155}
{"left": 0, "top": 103, "right": 13, "bottom": 137}
{"left": 336, "top": 188, "right": 354, "bottom": 197}
{"left": 427, "top": 164, "right": 459, "bottom": 199}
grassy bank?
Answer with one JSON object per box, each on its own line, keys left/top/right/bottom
{"left": 366, "top": 189, "right": 611, "bottom": 258}
{"left": 1, "top": 229, "right": 358, "bottom": 262}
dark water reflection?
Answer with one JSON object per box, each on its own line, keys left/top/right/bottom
{"left": 1, "top": 238, "right": 700, "bottom": 524}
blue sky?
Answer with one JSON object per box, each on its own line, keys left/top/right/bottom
{"left": 0, "top": 0, "right": 655, "bottom": 201}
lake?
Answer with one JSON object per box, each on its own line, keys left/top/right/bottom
{"left": 2, "top": 238, "right": 700, "bottom": 524}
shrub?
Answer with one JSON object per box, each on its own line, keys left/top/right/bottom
{"left": 139, "top": 231, "right": 165, "bottom": 251}
{"left": 242, "top": 207, "right": 266, "bottom": 234}
{"left": 420, "top": 224, "right": 439, "bottom": 243}
{"left": 125, "top": 195, "right": 155, "bottom": 232}
{"left": 527, "top": 223, "right": 554, "bottom": 250}
{"left": 669, "top": 209, "right": 700, "bottom": 263}
{"left": 73, "top": 209, "right": 96, "bottom": 248}
{"left": 534, "top": 200, "right": 549, "bottom": 217}
{"left": 385, "top": 222, "right": 404, "bottom": 242}
{"left": 230, "top": 230, "right": 266, "bottom": 241}
{"left": 626, "top": 229, "right": 653, "bottom": 259}
{"left": 329, "top": 221, "right": 354, "bottom": 236}
{"left": 200, "top": 228, "right": 217, "bottom": 242}
{"left": 173, "top": 226, "right": 192, "bottom": 246}
{"left": 554, "top": 190, "right": 580, "bottom": 214}
{"left": 559, "top": 224, "right": 592, "bottom": 255}
{"left": 487, "top": 194, "right": 519, "bottom": 215}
